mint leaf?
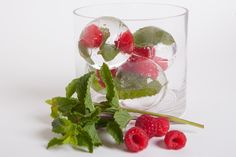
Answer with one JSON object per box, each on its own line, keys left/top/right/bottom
{"left": 78, "top": 41, "right": 94, "bottom": 64}
{"left": 114, "top": 109, "right": 132, "bottom": 129}
{"left": 47, "top": 137, "right": 64, "bottom": 148}
{"left": 133, "top": 26, "right": 175, "bottom": 47}
{"left": 100, "top": 63, "right": 119, "bottom": 108}
{"left": 47, "top": 135, "right": 78, "bottom": 149}
{"left": 75, "top": 72, "right": 95, "bottom": 113}
{"left": 52, "top": 118, "right": 72, "bottom": 134}
{"left": 106, "top": 121, "right": 123, "bottom": 144}
{"left": 91, "top": 76, "right": 105, "bottom": 93}
{"left": 63, "top": 135, "right": 78, "bottom": 146}
{"left": 100, "top": 27, "right": 110, "bottom": 47}
{"left": 115, "top": 71, "right": 163, "bottom": 99}
{"left": 83, "top": 122, "right": 102, "bottom": 146}
{"left": 79, "top": 107, "right": 100, "bottom": 126}
{"left": 46, "top": 97, "right": 78, "bottom": 116}
{"left": 66, "top": 78, "right": 80, "bottom": 98}
{"left": 117, "top": 80, "right": 163, "bottom": 99}
{"left": 49, "top": 118, "right": 94, "bottom": 152}
{"left": 98, "top": 44, "right": 119, "bottom": 62}
{"left": 77, "top": 126, "right": 94, "bottom": 153}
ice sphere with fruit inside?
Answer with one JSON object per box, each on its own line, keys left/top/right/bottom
{"left": 89, "top": 54, "right": 168, "bottom": 110}
{"left": 133, "top": 26, "right": 177, "bottom": 69}
{"left": 78, "top": 16, "right": 133, "bottom": 69}
{"left": 115, "top": 55, "right": 168, "bottom": 110}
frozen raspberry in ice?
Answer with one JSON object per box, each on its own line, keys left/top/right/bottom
{"left": 78, "top": 16, "right": 133, "bottom": 69}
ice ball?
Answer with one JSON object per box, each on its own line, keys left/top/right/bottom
{"left": 88, "top": 54, "right": 167, "bottom": 110}
{"left": 115, "top": 55, "right": 168, "bottom": 110}
{"left": 78, "top": 16, "right": 133, "bottom": 69}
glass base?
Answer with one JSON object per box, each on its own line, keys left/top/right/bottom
{"left": 149, "top": 88, "right": 186, "bottom": 117}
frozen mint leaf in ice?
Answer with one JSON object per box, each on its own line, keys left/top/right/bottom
{"left": 98, "top": 44, "right": 119, "bottom": 62}
{"left": 133, "top": 26, "right": 175, "bottom": 47}
{"left": 78, "top": 41, "right": 94, "bottom": 64}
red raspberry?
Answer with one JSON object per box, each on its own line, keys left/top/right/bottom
{"left": 164, "top": 130, "right": 187, "bottom": 150}
{"left": 133, "top": 47, "right": 156, "bottom": 59}
{"left": 124, "top": 127, "right": 148, "bottom": 152}
{"left": 155, "top": 117, "right": 170, "bottom": 137}
{"left": 153, "top": 56, "right": 168, "bottom": 71}
{"left": 121, "top": 55, "right": 158, "bottom": 80}
{"left": 80, "top": 24, "right": 103, "bottom": 48}
{"left": 135, "top": 115, "right": 157, "bottom": 138}
{"left": 95, "top": 69, "right": 117, "bottom": 88}
{"left": 115, "top": 30, "right": 134, "bottom": 53}
{"left": 135, "top": 115, "right": 170, "bottom": 138}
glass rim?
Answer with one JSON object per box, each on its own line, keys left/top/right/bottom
{"left": 73, "top": 2, "right": 188, "bottom": 21}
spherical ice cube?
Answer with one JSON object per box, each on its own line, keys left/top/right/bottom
{"left": 88, "top": 54, "right": 168, "bottom": 110}
{"left": 116, "top": 55, "right": 168, "bottom": 110}
{"left": 132, "top": 26, "right": 177, "bottom": 70}
{"left": 78, "top": 16, "right": 133, "bottom": 70}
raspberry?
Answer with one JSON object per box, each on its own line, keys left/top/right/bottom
{"left": 121, "top": 55, "right": 158, "bottom": 80}
{"left": 80, "top": 24, "right": 103, "bottom": 48}
{"left": 135, "top": 115, "right": 157, "bottom": 138}
{"left": 96, "top": 69, "right": 117, "bottom": 88}
{"left": 153, "top": 56, "right": 168, "bottom": 71}
{"left": 135, "top": 115, "right": 170, "bottom": 138}
{"left": 164, "top": 130, "right": 187, "bottom": 150}
{"left": 155, "top": 117, "right": 170, "bottom": 137}
{"left": 133, "top": 47, "right": 156, "bottom": 59}
{"left": 124, "top": 127, "right": 148, "bottom": 152}
{"left": 115, "top": 30, "right": 134, "bottom": 53}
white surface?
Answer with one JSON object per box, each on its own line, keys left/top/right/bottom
{"left": 0, "top": 0, "right": 236, "bottom": 156}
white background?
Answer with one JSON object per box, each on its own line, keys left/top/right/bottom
{"left": 0, "top": 0, "right": 236, "bottom": 156}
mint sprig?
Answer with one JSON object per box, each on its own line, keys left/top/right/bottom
{"left": 46, "top": 63, "right": 204, "bottom": 153}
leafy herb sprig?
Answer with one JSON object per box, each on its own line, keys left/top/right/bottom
{"left": 46, "top": 63, "right": 204, "bottom": 153}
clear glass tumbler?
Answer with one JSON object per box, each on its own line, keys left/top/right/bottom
{"left": 73, "top": 3, "right": 188, "bottom": 117}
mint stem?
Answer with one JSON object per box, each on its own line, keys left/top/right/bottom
{"left": 122, "top": 107, "right": 204, "bottom": 129}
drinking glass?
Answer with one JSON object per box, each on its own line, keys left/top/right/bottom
{"left": 73, "top": 3, "right": 188, "bottom": 117}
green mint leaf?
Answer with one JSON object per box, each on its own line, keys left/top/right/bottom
{"left": 83, "top": 122, "right": 102, "bottom": 146}
{"left": 78, "top": 41, "right": 94, "bottom": 64}
{"left": 52, "top": 117, "right": 73, "bottom": 134}
{"left": 115, "top": 71, "right": 163, "bottom": 99}
{"left": 100, "top": 27, "right": 110, "bottom": 47}
{"left": 114, "top": 109, "right": 132, "bottom": 129}
{"left": 47, "top": 137, "right": 64, "bottom": 148}
{"left": 100, "top": 63, "right": 119, "bottom": 108}
{"left": 117, "top": 80, "right": 163, "bottom": 99}
{"left": 77, "top": 126, "right": 94, "bottom": 153}
{"left": 51, "top": 104, "right": 59, "bottom": 118}
{"left": 91, "top": 76, "right": 105, "bottom": 93}
{"left": 62, "top": 135, "right": 78, "bottom": 146}
{"left": 96, "top": 118, "right": 111, "bottom": 128}
{"left": 46, "top": 99, "right": 59, "bottom": 118}
{"left": 106, "top": 121, "right": 123, "bottom": 144}
{"left": 66, "top": 78, "right": 80, "bottom": 98}
{"left": 47, "top": 97, "right": 78, "bottom": 116}
{"left": 98, "top": 44, "right": 119, "bottom": 62}
{"left": 75, "top": 72, "right": 95, "bottom": 113}
{"left": 79, "top": 107, "right": 100, "bottom": 126}
{"left": 133, "top": 26, "right": 175, "bottom": 47}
